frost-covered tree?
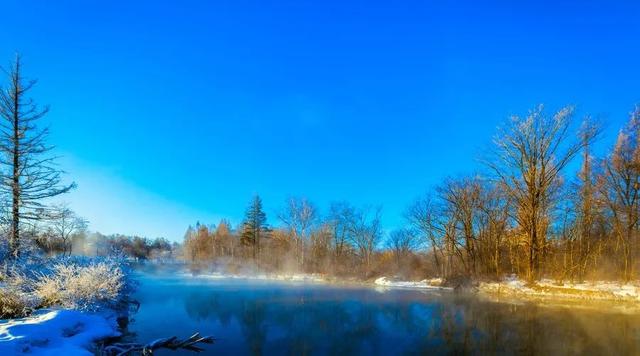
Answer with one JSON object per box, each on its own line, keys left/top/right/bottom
{"left": 0, "top": 55, "right": 75, "bottom": 259}
{"left": 600, "top": 107, "right": 640, "bottom": 281}
{"left": 487, "top": 105, "right": 599, "bottom": 281}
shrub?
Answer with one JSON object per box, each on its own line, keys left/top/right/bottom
{"left": 0, "top": 287, "right": 34, "bottom": 318}
{"left": 34, "top": 260, "right": 125, "bottom": 311}
{"left": 0, "top": 267, "right": 38, "bottom": 318}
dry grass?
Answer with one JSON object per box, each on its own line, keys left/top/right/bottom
{"left": 0, "top": 258, "right": 127, "bottom": 318}
{"left": 34, "top": 261, "right": 125, "bottom": 311}
{"left": 0, "top": 288, "right": 34, "bottom": 318}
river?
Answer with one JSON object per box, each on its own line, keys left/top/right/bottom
{"left": 126, "top": 271, "right": 640, "bottom": 355}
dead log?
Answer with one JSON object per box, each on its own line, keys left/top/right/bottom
{"left": 102, "top": 332, "right": 215, "bottom": 355}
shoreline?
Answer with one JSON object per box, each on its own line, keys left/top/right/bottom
{"left": 176, "top": 268, "right": 640, "bottom": 307}
{"left": 173, "top": 269, "right": 453, "bottom": 291}
{"left": 134, "top": 263, "right": 640, "bottom": 309}
{"left": 478, "top": 278, "right": 640, "bottom": 304}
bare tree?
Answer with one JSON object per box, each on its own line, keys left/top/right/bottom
{"left": 47, "top": 204, "right": 88, "bottom": 256}
{"left": 565, "top": 119, "right": 604, "bottom": 281}
{"left": 0, "top": 55, "right": 75, "bottom": 259}
{"left": 278, "top": 197, "right": 318, "bottom": 268}
{"left": 349, "top": 206, "right": 382, "bottom": 273}
{"left": 386, "top": 228, "right": 418, "bottom": 269}
{"left": 437, "top": 176, "right": 482, "bottom": 275}
{"left": 328, "top": 201, "right": 356, "bottom": 263}
{"left": 475, "top": 181, "right": 511, "bottom": 278}
{"left": 405, "top": 194, "right": 443, "bottom": 275}
{"left": 486, "top": 105, "right": 599, "bottom": 281}
{"left": 600, "top": 107, "right": 640, "bottom": 281}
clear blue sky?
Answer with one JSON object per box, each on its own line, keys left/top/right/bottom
{"left": 2, "top": 1, "right": 639, "bottom": 241}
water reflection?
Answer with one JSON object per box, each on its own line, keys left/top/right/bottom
{"left": 130, "top": 275, "right": 640, "bottom": 355}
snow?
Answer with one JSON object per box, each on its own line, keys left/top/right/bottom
{"left": 0, "top": 309, "right": 120, "bottom": 355}
{"left": 479, "top": 276, "right": 640, "bottom": 302}
{"left": 374, "top": 277, "right": 450, "bottom": 290}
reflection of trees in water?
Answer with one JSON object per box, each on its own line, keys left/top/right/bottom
{"left": 424, "top": 297, "right": 640, "bottom": 355}
{"left": 183, "top": 288, "right": 384, "bottom": 355}
{"left": 240, "top": 299, "right": 267, "bottom": 355}
{"left": 181, "top": 287, "right": 640, "bottom": 355}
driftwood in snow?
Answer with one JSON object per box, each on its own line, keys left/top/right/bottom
{"left": 102, "top": 332, "right": 215, "bottom": 355}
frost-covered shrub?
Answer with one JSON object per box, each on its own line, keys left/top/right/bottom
{"left": 0, "top": 287, "right": 35, "bottom": 318}
{"left": 1, "top": 256, "right": 133, "bottom": 316}
{"left": 34, "top": 260, "right": 125, "bottom": 311}
{"left": 0, "top": 267, "right": 37, "bottom": 318}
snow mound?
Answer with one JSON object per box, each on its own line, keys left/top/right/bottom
{"left": 0, "top": 309, "right": 120, "bottom": 355}
{"left": 374, "top": 277, "right": 449, "bottom": 290}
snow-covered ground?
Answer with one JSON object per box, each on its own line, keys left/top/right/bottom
{"left": 0, "top": 309, "right": 120, "bottom": 355}
{"left": 374, "top": 277, "right": 450, "bottom": 290}
{"left": 479, "top": 276, "right": 640, "bottom": 302}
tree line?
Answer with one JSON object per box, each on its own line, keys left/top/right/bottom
{"left": 183, "top": 196, "right": 389, "bottom": 278}
{"left": 185, "top": 105, "right": 640, "bottom": 283}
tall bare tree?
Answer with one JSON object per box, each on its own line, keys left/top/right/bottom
{"left": 568, "top": 119, "right": 604, "bottom": 281}
{"left": 0, "top": 55, "right": 75, "bottom": 259}
{"left": 349, "top": 206, "right": 382, "bottom": 273}
{"left": 438, "top": 176, "right": 482, "bottom": 275}
{"left": 487, "top": 105, "right": 599, "bottom": 281}
{"left": 405, "top": 194, "right": 444, "bottom": 275}
{"left": 278, "top": 197, "right": 318, "bottom": 268}
{"left": 476, "top": 181, "right": 511, "bottom": 278}
{"left": 328, "top": 201, "right": 356, "bottom": 264}
{"left": 600, "top": 107, "right": 640, "bottom": 281}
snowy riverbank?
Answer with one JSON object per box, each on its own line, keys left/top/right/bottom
{"left": 175, "top": 269, "right": 640, "bottom": 304}
{"left": 0, "top": 309, "right": 120, "bottom": 355}
{"left": 373, "top": 276, "right": 451, "bottom": 290}
{"left": 479, "top": 276, "right": 640, "bottom": 303}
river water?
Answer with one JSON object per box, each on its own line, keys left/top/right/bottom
{"left": 127, "top": 271, "right": 640, "bottom": 355}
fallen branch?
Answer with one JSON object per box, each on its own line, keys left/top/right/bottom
{"left": 102, "top": 332, "right": 215, "bottom": 355}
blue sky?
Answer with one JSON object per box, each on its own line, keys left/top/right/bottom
{"left": 2, "top": 1, "right": 639, "bottom": 241}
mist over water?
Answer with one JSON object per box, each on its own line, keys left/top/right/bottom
{"left": 126, "top": 269, "right": 640, "bottom": 355}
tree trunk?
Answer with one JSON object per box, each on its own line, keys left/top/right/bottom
{"left": 10, "top": 78, "right": 20, "bottom": 260}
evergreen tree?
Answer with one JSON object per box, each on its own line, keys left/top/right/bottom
{"left": 240, "top": 195, "right": 269, "bottom": 261}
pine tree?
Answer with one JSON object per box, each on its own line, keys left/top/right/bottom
{"left": 240, "top": 195, "right": 269, "bottom": 261}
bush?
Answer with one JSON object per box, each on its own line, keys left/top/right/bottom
{"left": 0, "top": 287, "right": 34, "bottom": 318}
{"left": 34, "top": 260, "right": 125, "bottom": 311}
{"left": 0, "top": 267, "right": 38, "bottom": 318}
{"left": 0, "top": 257, "right": 132, "bottom": 316}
